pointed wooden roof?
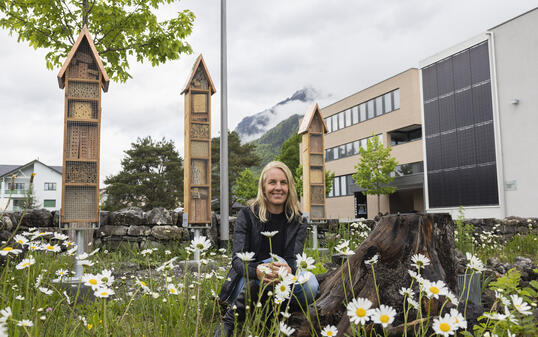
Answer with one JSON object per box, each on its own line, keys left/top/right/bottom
{"left": 181, "top": 54, "right": 216, "bottom": 95}
{"left": 57, "top": 25, "right": 110, "bottom": 92}
{"left": 298, "top": 103, "right": 328, "bottom": 134}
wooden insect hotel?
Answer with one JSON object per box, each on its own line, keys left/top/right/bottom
{"left": 181, "top": 55, "right": 216, "bottom": 225}
{"left": 299, "top": 103, "right": 328, "bottom": 220}
{"left": 57, "top": 26, "right": 109, "bottom": 226}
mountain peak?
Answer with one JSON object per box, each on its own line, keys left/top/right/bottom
{"left": 234, "top": 87, "right": 320, "bottom": 143}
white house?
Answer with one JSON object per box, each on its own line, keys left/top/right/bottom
{"left": 0, "top": 159, "right": 62, "bottom": 211}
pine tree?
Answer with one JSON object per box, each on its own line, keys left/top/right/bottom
{"left": 233, "top": 168, "right": 258, "bottom": 205}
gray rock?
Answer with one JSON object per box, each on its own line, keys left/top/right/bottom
{"left": 513, "top": 256, "right": 533, "bottom": 270}
{"left": 172, "top": 210, "right": 183, "bottom": 227}
{"left": 487, "top": 257, "right": 501, "bottom": 266}
{"left": 151, "top": 225, "right": 185, "bottom": 240}
{"left": 21, "top": 208, "right": 53, "bottom": 227}
{"left": 99, "top": 225, "right": 128, "bottom": 236}
{"left": 127, "top": 225, "right": 151, "bottom": 236}
{"left": 0, "top": 216, "right": 13, "bottom": 231}
{"left": 99, "top": 211, "right": 110, "bottom": 227}
{"left": 111, "top": 207, "right": 145, "bottom": 226}
{"left": 140, "top": 240, "right": 163, "bottom": 250}
{"left": 146, "top": 207, "right": 172, "bottom": 225}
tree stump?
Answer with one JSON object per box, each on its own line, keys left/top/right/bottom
{"left": 292, "top": 213, "right": 457, "bottom": 336}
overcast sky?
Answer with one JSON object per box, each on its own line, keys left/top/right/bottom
{"left": 0, "top": 0, "right": 536, "bottom": 184}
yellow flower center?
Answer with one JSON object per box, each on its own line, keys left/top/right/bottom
{"left": 280, "top": 285, "right": 286, "bottom": 292}
{"left": 429, "top": 286, "right": 439, "bottom": 294}
{"left": 170, "top": 288, "right": 176, "bottom": 294}
{"left": 140, "top": 281, "right": 147, "bottom": 287}
{"left": 440, "top": 322, "right": 451, "bottom": 332}
{"left": 47, "top": 246, "right": 54, "bottom": 250}
{"left": 2, "top": 247, "right": 13, "bottom": 251}
{"left": 100, "top": 292, "right": 108, "bottom": 296}
{"left": 356, "top": 308, "right": 366, "bottom": 317}
{"left": 89, "top": 279, "right": 98, "bottom": 285}
{"left": 87, "top": 324, "right": 93, "bottom": 330}
{"left": 17, "top": 240, "right": 23, "bottom": 244}
{"left": 380, "top": 315, "right": 389, "bottom": 323}
{"left": 327, "top": 332, "right": 333, "bottom": 336}
{"left": 22, "top": 262, "right": 30, "bottom": 267}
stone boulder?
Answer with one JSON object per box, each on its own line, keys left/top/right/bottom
{"left": 98, "top": 225, "right": 128, "bottom": 237}
{"left": 127, "top": 225, "right": 151, "bottom": 236}
{"left": 146, "top": 207, "right": 172, "bottom": 226}
{"left": 21, "top": 208, "right": 53, "bottom": 227}
{"left": 99, "top": 211, "right": 111, "bottom": 227}
{"left": 151, "top": 225, "right": 186, "bottom": 240}
{"left": 110, "top": 207, "right": 145, "bottom": 226}
{"left": 0, "top": 216, "right": 13, "bottom": 231}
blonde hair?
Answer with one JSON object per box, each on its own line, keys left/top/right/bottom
{"left": 249, "top": 161, "right": 300, "bottom": 223}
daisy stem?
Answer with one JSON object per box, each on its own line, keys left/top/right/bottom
{"left": 347, "top": 258, "right": 355, "bottom": 298}
{"left": 370, "top": 265, "right": 381, "bottom": 306}
{"left": 464, "top": 270, "right": 475, "bottom": 319}
{"left": 340, "top": 259, "right": 349, "bottom": 305}
{"left": 103, "top": 299, "right": 108, "bottom": 336}
{"left": 194, "top": 261, "right": 201, "bottom": 337}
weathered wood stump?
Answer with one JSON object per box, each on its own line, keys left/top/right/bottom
{"left": 292, "top": 213, "right": 457, "bottom": 336}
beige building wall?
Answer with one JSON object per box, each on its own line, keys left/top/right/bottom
{"left": 322, "top": 68, "right": 423, "bottom": 219}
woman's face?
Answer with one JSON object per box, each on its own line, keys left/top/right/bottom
{"left": 263, "top": 167, "right": 289, "bottom": 212}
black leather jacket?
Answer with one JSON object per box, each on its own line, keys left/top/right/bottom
{"left": 218, "top": 206, "right": 307, "bottom": 304}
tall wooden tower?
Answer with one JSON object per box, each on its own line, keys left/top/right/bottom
{"left": 57, "top": 26, "right": 109, "bottom": 226}
{"left": 181, "top": 55, "right": 216, "bottom": 225}
{"left": 299, "top": 103, "right": 328, "bottom": 220}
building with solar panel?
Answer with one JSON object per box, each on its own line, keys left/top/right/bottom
{"left": 420, "top": 7, "right": 538, "bottom": 218}
{"left": 321, "top": 68, "right": 424, "bottom": 219}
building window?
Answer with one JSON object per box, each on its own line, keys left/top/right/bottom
{"left": 367, "top": 100, "right": 375, "bottom": 119}
{"left": 375, "top": 96, "right": 383, "bottom": 116}
{"left": 352, "top": 106, "right": 359, "bottom": 124}
{"left": 345, "top": 109, "right": 352, "bottom": 127}
{"left": 390, "top": 161, "right": 424, "bottom": 177}
{"left": 359, "top": 103, "right": 366, "bottom": 122}
{"left": 44, "top": 182, "right": 56, "bottom": 191}
{"left": 334, "top": 177, "right": 340, "bottom": 197}
{"left": 384, "top": 92, "right": 392, "bottom": 112}
{"left": 325, "top": 117, "right": 332, "bottom": 133}
{"left": 393, "top": 89, "right": 400, "bottom": 110}
{"left": 43, "top": 199, "right": 56, "bottom": 208}
{"left": 332, "top": 115, "right": 338, "bottom": 132}
{"left": 8, "top": 182, "right": 25, "bottom": 190}
{"left": 390, "top": 125, "right": 422, "bottom": 146}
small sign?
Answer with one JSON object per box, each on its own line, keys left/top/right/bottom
{"left": 504, "top": 180, "right": 517, "bottom": 191}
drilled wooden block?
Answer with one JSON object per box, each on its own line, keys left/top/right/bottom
{"left": 68, "top": 81, "right": 99, "bottom": 98}
{"left": 65, "top": 162, "right": 97, "bottom": 183}
{"left": 310, "top": 185, "right": 325, "bottom": 204}
{"left": 191, "top": 141, "right": 209, "bottom": 157}
{"left": 310, "top": 134, "right": 322, "bottom": 153}
{"left": 70, "top": 101, "right": 93, "bottom": 118}
{"left": 311, "top": 168, "right": 323, "bottom": 184}
{"left": 64, "top": 186, "right": 97, "bottom": 221}
{"left": 190, "top": 123, "right": 209, "bottom": 139}
{"left": 310, "top": 205, "right": 325, "bottom": 219}
{"left": 66, "top": 124, "right": 98, "bottom": 159}
{"left": 310, "top": 154, "right": 323, "bottom": 166}
{"left": 192, "top": 94, "right": 207, "bottom": 113}
{"left": 190, "top": 187, "right": 209, "bottom": 223}
{"left": 191, "top": 159, "right": 208, "bottom": 185}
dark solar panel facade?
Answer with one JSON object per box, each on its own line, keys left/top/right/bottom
{"left": 422, "top": 41, "right": 499, "bottom": 208}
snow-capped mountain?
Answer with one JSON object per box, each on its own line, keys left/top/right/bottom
{"left": 234, "top": 87, "right": 321, "bottom": 143}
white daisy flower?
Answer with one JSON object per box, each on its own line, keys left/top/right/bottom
{"left": 407, "top": 297, "right": 419, "bottom": 309}
{"left": 56, "top": 269, "right": 69, "bottom": 278}
{"left": 190, "top": 236, "right": 211, "bottom": 252}
{"left": 296, "top": 253, "right": 315, "bottom": 271}
{"left": 94, "top": 287, "right": 114, "bottom": 298}
{"left": 399, "top": 287, "right": 414, "bottom": 298}
{"left": 53, "top": 233, "right": 69, "bottom": 241}
{"left": 98, "top": 270, "right": 114, "bottom": 287}
{"left": 66, "top": 247, "right": 77, "bottom": 255}
{"left": 27, "top": 242, "right": 41, "bottom": 251}
{"left": 421, "top": 279, "right": 448, "bottom": 299}
{"left": 275, "top": 281, "right": 291, "bottom": 300}
{"left": 260, "top": 231, "right": 279, "bottom": 238}
{"left": 43, "top": 244, "right": 61, "bottom": 253}
{"left": 445, "top": 291, "right": 459, "bottom": 305}
{"left": 364, "top": 254, "right": 379, "bottom": 265}
{"left": 432, "top": 313, "right": 457, "bottom": 337}
{"left": 16, "top": 295, "right": 24, "bottom": 300}
{"left": 465, "top": 253, "right": 485, "bottom": 273}
{"left": 279, "top": 321, "right": 295, "bottom": 336}
{"left": 371, "top": 304, "right": 396, "bottom": 328}
{"left": 502, "top": 306, "right": 518, "bottom": 324}
{"left": 39, "top": 287, "right": 53, "bottom": 295}
{"left": 88, "top": 248, "right": 100, "bottom": 256}
{"left": 274, "top": 296, "right": 284, "bottom": 304}
{"left": 0, "top": 307, "right": 12, "bottom": 323}
{"left": 257, "top": 265, "right": 272, "bottom": 275}
{"left": 236, "top": 251, "right": 255, "bottom": 262}
{"left": 82, "top": 274, "right": 101, "bottom": 289}
{"left": 78, "top": 259, "right": 94, "bottom": 267}
{"left": 449, "top": 308, "right": 467, "bottom": 330}
{"left": 14, "top": 235, "right": 28, "bottom": 246}
{"left": 408, "top": 270, "right": 424, "bottom": 283}
{"left": 76, "top": 253, "right": 89, "bottom": 260}
{"left": 0, "top": 246, "right": 22, "bottom": 256}
{"left": 321, "top": 324, "right": 338, "bottom": 337}
{"left": 135, "top": 279, "right": 151, "bottom": 293}
{"left": 277, "top": 266, "right": 290, "bottom": 279}
{"left": 411, "top": 253, "right": 430, "bottom": 269}
{"left": 17, "top": 319, "right": 33, "bottom": 327}
{"left": 63, "top": 241, "right": 75, "bottom": 248}
{"left": 510, "top": 294, "right": 532, "bottom": 315}
{"left": 494, "top": 290, "right": 510, "bottom": 306}
{"left": 346, "top": 297, "right": 373, "bottom": 325}
{"left": 140, "top": 248, "right": 154, "bottom": 256}
{"left": 296, "top": 273, "right": 311, "bottom": 284}
{"left": 16, "top": 256, "right": 36, "bottom": 270}
{"left": 167, "top": 284, "right": 179, "bottom": 295}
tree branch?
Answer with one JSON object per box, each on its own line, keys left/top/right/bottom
{"left": 93, "top": 2, "right": 142, "bottom": 47}
{"left": 8, "top": 10, "right": 69, "bottom": 48}
{"left": 100, "top": 42, "right": 152, "bottom": 54}
{"left": 55, "top": 0, "right": 76, "bottom": 44}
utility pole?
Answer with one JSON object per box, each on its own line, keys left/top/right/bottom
{"left": 219, "top": 0, "right": 229, "bottom": 248}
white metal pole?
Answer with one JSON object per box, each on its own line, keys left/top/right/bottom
{"left": 219, "top": 0, "right": 229, "bottom": 248}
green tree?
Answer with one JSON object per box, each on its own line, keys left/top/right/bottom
{"left": 275, "top": 133, "right": 301, "bottom": 176}
{"left": 232, "top": 168, "right": 258, "bottom": 205}
{"left": 212, "top": 131, "right": 261, "bottom": 212}
{"left": 0, "top": 0, "right": 195, "bottom": 82}
{"left": 352, "top": 135, "right": 398, "bottom": 214}
{"left": 103, "top": 136, "right": 183, "bottom": 211}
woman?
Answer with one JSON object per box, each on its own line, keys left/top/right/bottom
{"left": 215, "top": 161, "right": 319, "bottom": 336}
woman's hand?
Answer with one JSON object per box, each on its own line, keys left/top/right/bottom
{"left": 256, "top": 262, "right": 291, "bottom": 284}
